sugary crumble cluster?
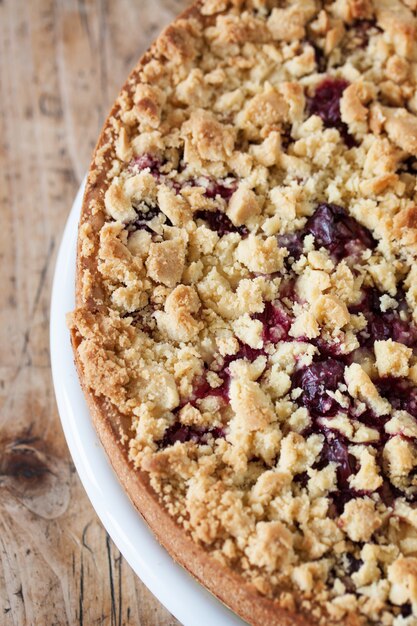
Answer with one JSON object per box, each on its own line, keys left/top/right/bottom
{"left": 68, "top": 0, "right": 417, "bottom": 623}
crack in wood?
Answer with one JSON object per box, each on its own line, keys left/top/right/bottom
{"left": 105, "top": 533, "right": 117, "bottom": 626}
{"left": 78, "top": 550, "right": 84, "bottom": 626}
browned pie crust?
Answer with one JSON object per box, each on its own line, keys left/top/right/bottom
{"left": 68, "top": 1, "right": 417, "bottom": 624}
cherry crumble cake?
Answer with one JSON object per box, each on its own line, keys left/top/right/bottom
{"left": 68, "top": 0, "right": 417, "bottom": 624}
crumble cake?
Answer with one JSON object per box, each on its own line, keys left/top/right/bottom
{"left": 68, "top": 0, "right": 417, "bottom": 623}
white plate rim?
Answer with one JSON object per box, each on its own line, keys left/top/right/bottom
{"left": 49, "top": 179, "right": 246, "bottom": 626}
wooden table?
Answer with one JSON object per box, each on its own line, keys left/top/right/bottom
{"left": 0, "top": 1, "right": 190, "bottom": 623}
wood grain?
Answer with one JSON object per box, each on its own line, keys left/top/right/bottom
{"left": 0, "top": 1, "right": 190, "bottom": 624}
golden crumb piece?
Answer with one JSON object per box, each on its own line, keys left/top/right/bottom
{"left": 134, "top": 83, "right": 166, "bottom": 129}
{"left": 344, "top": 363, "right": 391, "bottom": 416}
{"left": 376, "top": 0, "right": 417, "bottom": 58}
{"left": 127, "top": 229, "right": 152, "bottom": 259}
{"left": 379, "top": 105, "right": 417, "bottom": 156}
{"left": 333, "top": 0, "right": 374, "bottom": 22}
{"left": 104, "top": 177, "right": 136, "bottom": 223}
{"left": 374, "top": 339, "right": 412, "bottom": 378}
{"left": 386, "top": 55, "right": 409, "bottom": 83}
{"left": 339, "top": 498, "right": 382, "bottom": 542}
{"left": 340, "top": 83, "right": 369, "bottom": 125}
{"left": 157, "top": 185, "right": 193, "bottom": 226}
{"left": 229, "top": 378, "right": 274, "bottom": 431}
{"left": 231, "top": 314, "right": 263, "bottom": 349}
{"left": 115, "top": 127, "right": 133, "bottom": 162}
{"left": 363, "top": 137, "right": 402, "bottom": 177}
{"left": 393, "top": 206, "right": 417, "bottom": 247}
{"left": 246, "top": 521, "right": 294, "bottom": 573}
{"left": 290, "top": 311, "right": 320, "bottom": 339}
{"left": 236, "top": 235, "right": 285, "bottom": 274}
{"left": 176, "top": 68, "right": 209, "bottom": 106}
{"left": 227, "top": 185, "right": 261, "bottom": 226}
{"left": 146, "top": 239, "right": 186, "bottom": 287}
{"left": 240, "top": 87, "right": 288, "bottom": 128}
{"left": 388, "top": 557, "right": 417, "bottom": 608}
{"left": 250, "top": 132, "right": 282, "bottom": 167}
{"left": 155, "top": 285, "right": 203, "bottom": 342}
{"left": 383, "top": 435, "right": 416, "bottom": 477}
{"left": 278, "top": 432, "right": 323, "bottom": 474}
{"left": 157, "top": 19, "right": 199, "bottom": 63}
{"left": 311, "top": 294, "right": 350, "bottom": 330}
{"left": 183, "top": 109, "right": 235, "bottom": 162}
{"left": 292, "top": 561, "right": 330, "bottom": 593}
{"left": 385, "top": 410, "right": 417, "bottom": 439}
{"left": 348, "top": 446, "right": 383, "bottom": 492}
{"left": 267, "top": 1, "right": 316, "bottom": 41}
{"left": 296, "top": 269, "right": 331, "bottom": 304}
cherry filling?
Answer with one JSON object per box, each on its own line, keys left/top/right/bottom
{"left": 159, "top": 344, "right": 265, "bottom": 449}
{"left": 201, "top": 178, "right": 237, "bottom": 200}
{"left": 195, "top": 209, "right": 248, "bottom": 237}
{"left": 186, "top": 176, "right": 237, "bottom": 201}
{"left": 401, "top": 604, "right": 413, "bottom": 618}
{"left": 293, "top": 358, "right": 346, "bottom": 417}
{"left": 345, "top": 553, "right": 363, "bottom": 575}
{"left": 307, "top": 78, "right": 355, "bottom": 147}
{"left": 130, "top": 153, "right": 162, "bottom": 174}
{"left": 276, "top": 232, "right": 305, "bottom": 261}
{"left": 129, "top": 204, "right": 169, "bottom": 232}
{"left": 161, "top": 423, "right": 225, "bottom": 447}
{"left": 223, "top": 344, "right": 265, "bottom": 367}
{"left": 307, "top": 40, "right": 327, "bottom": 73}
{"left": 311, "top": 336, "right": 350, "bottom": 360}
{"left": 350, "top": 288, "right": 417, "bottom": 349}
{"left": 304, "top": 203, "right": 376, "bottom": 261}
{"left": 277, "top": 203, "right": 375, "bottom": 263}
{"left": 376, "top": 377, "right": 417, "bottom": 419}
{"left": 319, "top": 435, "right": 359, "bottom": 492}
{"left": 348, "top": 19, "right": 381, "bottom": 49}
{"left": 294, "top": 356, "right": 417, "bottom": 508}
{"left": 253, "top": 301, "right": 292, "bottom": 343}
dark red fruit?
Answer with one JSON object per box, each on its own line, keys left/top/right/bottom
{"left": 195, "top": 210, "right": 248, "bottom": 237}
{"left": 305, "top": 203, "right": 375, "bottom": 261}
{"left": 130, "top": 204, "right": 166, "bottom": 232}
{"left": 204, "top": 179, "right": 237, "bottom": 201}
{"left": 293, "top": 358, "right": 345, "bottom": 417}
{"left": 350, "top": 288, "right": 417, "bottom": 349}
{"left": 277, "top": 232, "right": 304, "bottom": 260}
{"left": 223, "top": 344, "right": 265, "bottom": 367}
{"left": 312, "top": 337, "right": 348, "bottom": 360}
{"left": 187, "top": 176, "right": 237, "bottom": 201}
{"left": 307, "top": 40, "right": 327, "bottom": 73}
{"left": 376, "top": 377, "right": 417, "bottom": 419}
{"left": 131, "top": 153, "right": 161, "bottom": 173}
{"left": 253, "top": 301, "right": 292, "bottom": 343}
{"left": 400, "top": 604, "right": 413, "bottom": 618}
{"left": 345, "top": 554, "right": 362, "bottom": 575}
{"left": 160, "top": 423, "right": 225, "bottom": 448}
{"left": 350, "top": 19, "right": 381, "bottom": 49}
{"left": 308, "top": 78, "right": 355, "bottom": 146}
{"left": 323, "top": 437, "right": 358, "bottom": 488}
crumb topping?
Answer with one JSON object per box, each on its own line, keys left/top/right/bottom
{"left": 68, "top": 1, "right": 417, "bottom": 623}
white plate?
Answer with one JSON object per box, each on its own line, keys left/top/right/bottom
{"left": 50, "top": 180, "right": 246, "bottom": 626}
